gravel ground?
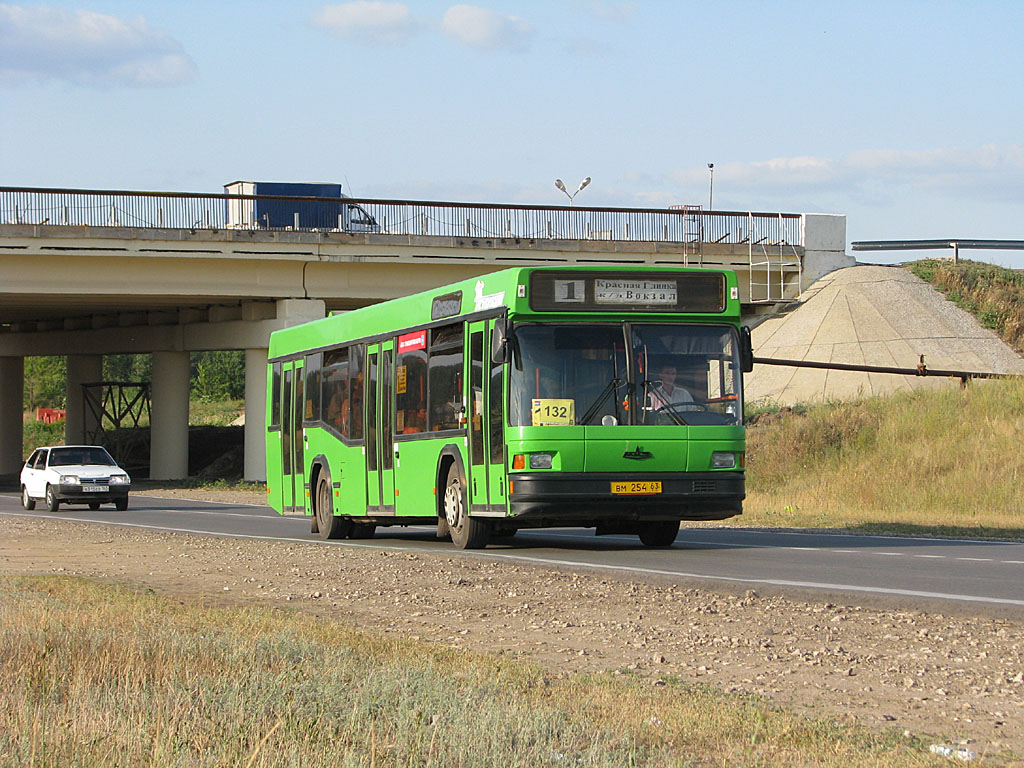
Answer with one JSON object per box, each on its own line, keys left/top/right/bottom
{"left": 2, "top": 487, "right": 1023, "bottom": 761}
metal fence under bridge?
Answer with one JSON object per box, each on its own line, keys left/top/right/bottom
{"left": 0, "top": 186, "right": 803, "bottom": 249}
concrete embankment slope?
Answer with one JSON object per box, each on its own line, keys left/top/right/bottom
{"left": 745, "top": 264, "right": 1024, "bottom": 406}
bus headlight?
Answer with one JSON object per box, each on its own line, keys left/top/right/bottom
{"left": 711, "top": 452, "right": 736, "bottom": 469}
{"left": 529, "top": 453, "right": 553, "bottom": 469}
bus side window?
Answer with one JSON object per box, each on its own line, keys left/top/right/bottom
{"left": 428, "top": 323, "right": 464, "bottom": 431}
{"left": 350, "top": 345, "right": 365, "bottom": 440}
{"left": 305, "top": 352, "right": 322, "bottom": 422}
{"left": 323, "top": 348, "right": 350, "bottom": 438}
{"left": 397, "top": 341, "right": 427, "bottom": 434}
{"left": 270, "top": 363, "right": 282, "bottom": 428}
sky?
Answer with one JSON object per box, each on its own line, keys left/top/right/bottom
{"left": 2, "top": 0, "right": 1024, "bottom": 266}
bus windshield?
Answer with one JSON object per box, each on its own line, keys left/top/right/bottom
{"left": 510, "top": 323, "right": 743, "bottom": 427}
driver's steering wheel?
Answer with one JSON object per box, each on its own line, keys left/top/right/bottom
{"left": 655, "top": 402, "right": 707, "bottom": 413}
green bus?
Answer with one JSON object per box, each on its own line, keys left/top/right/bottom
{"left": 266, "top": 266, "right": 752, "bottom": 549}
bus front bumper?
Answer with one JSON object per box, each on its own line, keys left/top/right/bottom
{"left": 506, "top": 471, "right": 744, "bottom": 523}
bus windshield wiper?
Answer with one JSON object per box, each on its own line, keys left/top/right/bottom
{"left": 579, "top": 378, "right": 622, "bottom": 425}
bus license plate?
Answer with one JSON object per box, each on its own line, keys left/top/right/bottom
{"left": 610, "top": 481, "right": 662, "bottom": 495}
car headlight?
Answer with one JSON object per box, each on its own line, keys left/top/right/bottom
{"left": 711, "top": 452, "right": 736, "bottom": 469}
{"left": 109, "top": 474, "right": 129, "bottom": 484}
{"left": 59, "top": 474, "right": 80, "bottom": 484}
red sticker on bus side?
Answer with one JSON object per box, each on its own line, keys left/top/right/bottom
{"left": 398, "top": 330, "right": 427, "bottom": 352}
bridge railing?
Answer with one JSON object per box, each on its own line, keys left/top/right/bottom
{"left": 0, "top": 186, "right": 803, "bottom": 247}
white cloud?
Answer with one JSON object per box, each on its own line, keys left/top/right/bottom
{"left": 585, "top": 1, "right": 636, "bottom": 23}
{"left": 0, "top": 4, "right": 196, "bottom": 86}
{"left": 441, "top": 4, "right": 533, "bottom": 51}
{"left": 311, "top": 2, "right": 415, "bottom": 44}
{"left": 666, "top": 145, "right": 1024, "bottom": 202}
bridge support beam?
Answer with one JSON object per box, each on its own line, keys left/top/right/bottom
{"left": 65, "top": 354, "right": 103, "bottom": 445}
{"left": 150, "top": 351, "right": 190, "bottom": 480}
{"left": 0, "top": 356, "right": 24, "bottom": 481}
{"left": 244, "top": 348, "right": 268, "bottom": 482}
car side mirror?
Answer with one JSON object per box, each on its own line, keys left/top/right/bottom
{"left": 740, "top": 326, "right": 754, "bottom": 373}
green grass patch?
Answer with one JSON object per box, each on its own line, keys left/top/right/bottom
{"left": 0, "top": 575, "right": 958, "bottom": 768}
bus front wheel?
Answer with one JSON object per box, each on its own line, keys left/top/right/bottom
{"left": 443, "top": 465, "right": 489, "bottom": 549}
{"left": 316, "top": 477, "right": 351, "bottom": 540}
{"left": 638, "top": 520, "right": 680, "bottom": 547}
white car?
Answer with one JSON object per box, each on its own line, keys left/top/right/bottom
{"left": 21, "top": 445, "right": 131, "bottom": 512}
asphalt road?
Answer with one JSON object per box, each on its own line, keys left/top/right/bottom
{"left": 3, "top": 491, "right": 1024, "bottom": 617}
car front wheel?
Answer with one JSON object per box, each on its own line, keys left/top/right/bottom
{"left": 45, "top": 485, "right": 59, "bottom": 512}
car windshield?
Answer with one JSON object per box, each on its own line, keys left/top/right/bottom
{"left": 48, "top": 447, "right": 117, "bottom": 467}
{"left": 509, "top": 323, "right": 743, "bottom": 427}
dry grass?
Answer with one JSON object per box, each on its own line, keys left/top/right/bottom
{"left": 743, "top": 377, "right": 1024, "bottom": 537}
{"left": 0, "top": 575, "right": 954, "bottom": 767}
{"left": 909, "top": 259, "right": 1024, "bottom": 353}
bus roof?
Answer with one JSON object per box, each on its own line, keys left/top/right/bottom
{"left": 269, "top": 265, "right": 741, "bottom": 359}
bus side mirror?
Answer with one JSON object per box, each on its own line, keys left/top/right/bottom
{"left": 491, "top": 318, "right": 512, "bottom": 364}
{"left": 740, "top": 326, "right": 754, "bottom": 373}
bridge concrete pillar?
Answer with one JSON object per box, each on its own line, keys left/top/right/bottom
{"left": 150, "top": 350, "right": 190, "bottom": 480}
{"left": 243, "top": 347, "right": 268, "bottom": 482}
{"left": 0, "top": 356, "right": 24, "bottom": 481}
{"left": 65, "top": 354, "right": 103, "bottom": 445}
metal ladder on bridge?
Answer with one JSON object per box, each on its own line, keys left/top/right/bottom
{"left": 680, "top": 204, "right": 704, "bottom": 267}
{"left": 747, "top": 212, "right": 802, "bottom": 303}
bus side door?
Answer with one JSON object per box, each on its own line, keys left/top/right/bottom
{"left": 467, "top": 319, "right": 508, "bottom": 514}
{"left": 280, "top": 358, "right": 306, "bottom": 513}
{"left": 467, "top": 322, "right": 488, "bottom": 509}
{"left": 486, "top": 319, "right": 508, "bottom": 514}
{"left": 365, "top": 341, "right": 396, "bottom": 514}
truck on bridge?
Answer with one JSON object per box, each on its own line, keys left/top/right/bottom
{"left": 224, "top": 181, "right": 380, "bottom": 233}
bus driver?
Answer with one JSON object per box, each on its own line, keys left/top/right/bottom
{"left": 647, "top": 363, "right": 694, "bottom": 410}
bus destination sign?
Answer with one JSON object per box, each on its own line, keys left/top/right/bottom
{"left": 529, "top": 270, "right": 725, "bottom": 313}
{"left": 594, "top": 279, "right": 677, "bottom": 305}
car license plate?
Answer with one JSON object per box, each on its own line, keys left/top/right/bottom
{"left": 83, "top": 485, "right": 109, "bottom": 493}
{"left": 610, "top": 481, "right": 662, "bottom": 495}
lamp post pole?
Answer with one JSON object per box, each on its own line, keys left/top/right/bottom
{"left": 707, "top": 163, "right": 714, "bottom": 211}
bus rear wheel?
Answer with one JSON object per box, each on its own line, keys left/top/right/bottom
{"left": 638, "top": 520, "right": 680, "bottom": 547}
{"left": 443, "top": 465, "right": 489, "bottom": 549}
{"left": 316, "top": 477, "right": 351, "bottom": 540}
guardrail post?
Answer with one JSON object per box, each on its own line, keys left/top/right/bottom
{"left": 157, "top": 208, "right": 164, "bottom": 228}
{"left": 293, "top": 212, "right": 300, "bottom": 230}
{"left": 505, "top": 219, "right": 511, "bottom": 238}
{"left": 546, "top": 220, "right": 552, "bottom": 238}
{"left": 204, "top": 210, "right": 211, "bottom": 229}
{"left": 108, "top": 205, "right": 118, "bottom": 226}
{"left": 465, "top": 218, "right": 471, "bottom": 236}
{"left": 421, "top": 213, "right": 428, "bottom": 235}
{"left": 62, "top": 205, "right": 69, "bottom": 225}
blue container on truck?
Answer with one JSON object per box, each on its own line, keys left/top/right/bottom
{"left": 224, "top": 181, "right": 379, "bottom": 232}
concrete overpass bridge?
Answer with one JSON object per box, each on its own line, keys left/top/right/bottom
{"left": 0, "top": 185, "right": 850, "bottom": 483}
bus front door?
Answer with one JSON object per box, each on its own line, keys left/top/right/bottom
{"left": 486, "top": 319, "right": 508, "bottom": 514}
{"left": 366, "top": 342, "right": 396, "bottom": 514}
{"left": 467, "top": 320, "right": 507, "bottom": 514}
{"left": 281, "top": 359, "right": 306, "bottom": 514}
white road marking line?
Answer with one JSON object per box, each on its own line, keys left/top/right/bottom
{"left": 3, "top": 512, "right": 1024, "bottom": 609}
